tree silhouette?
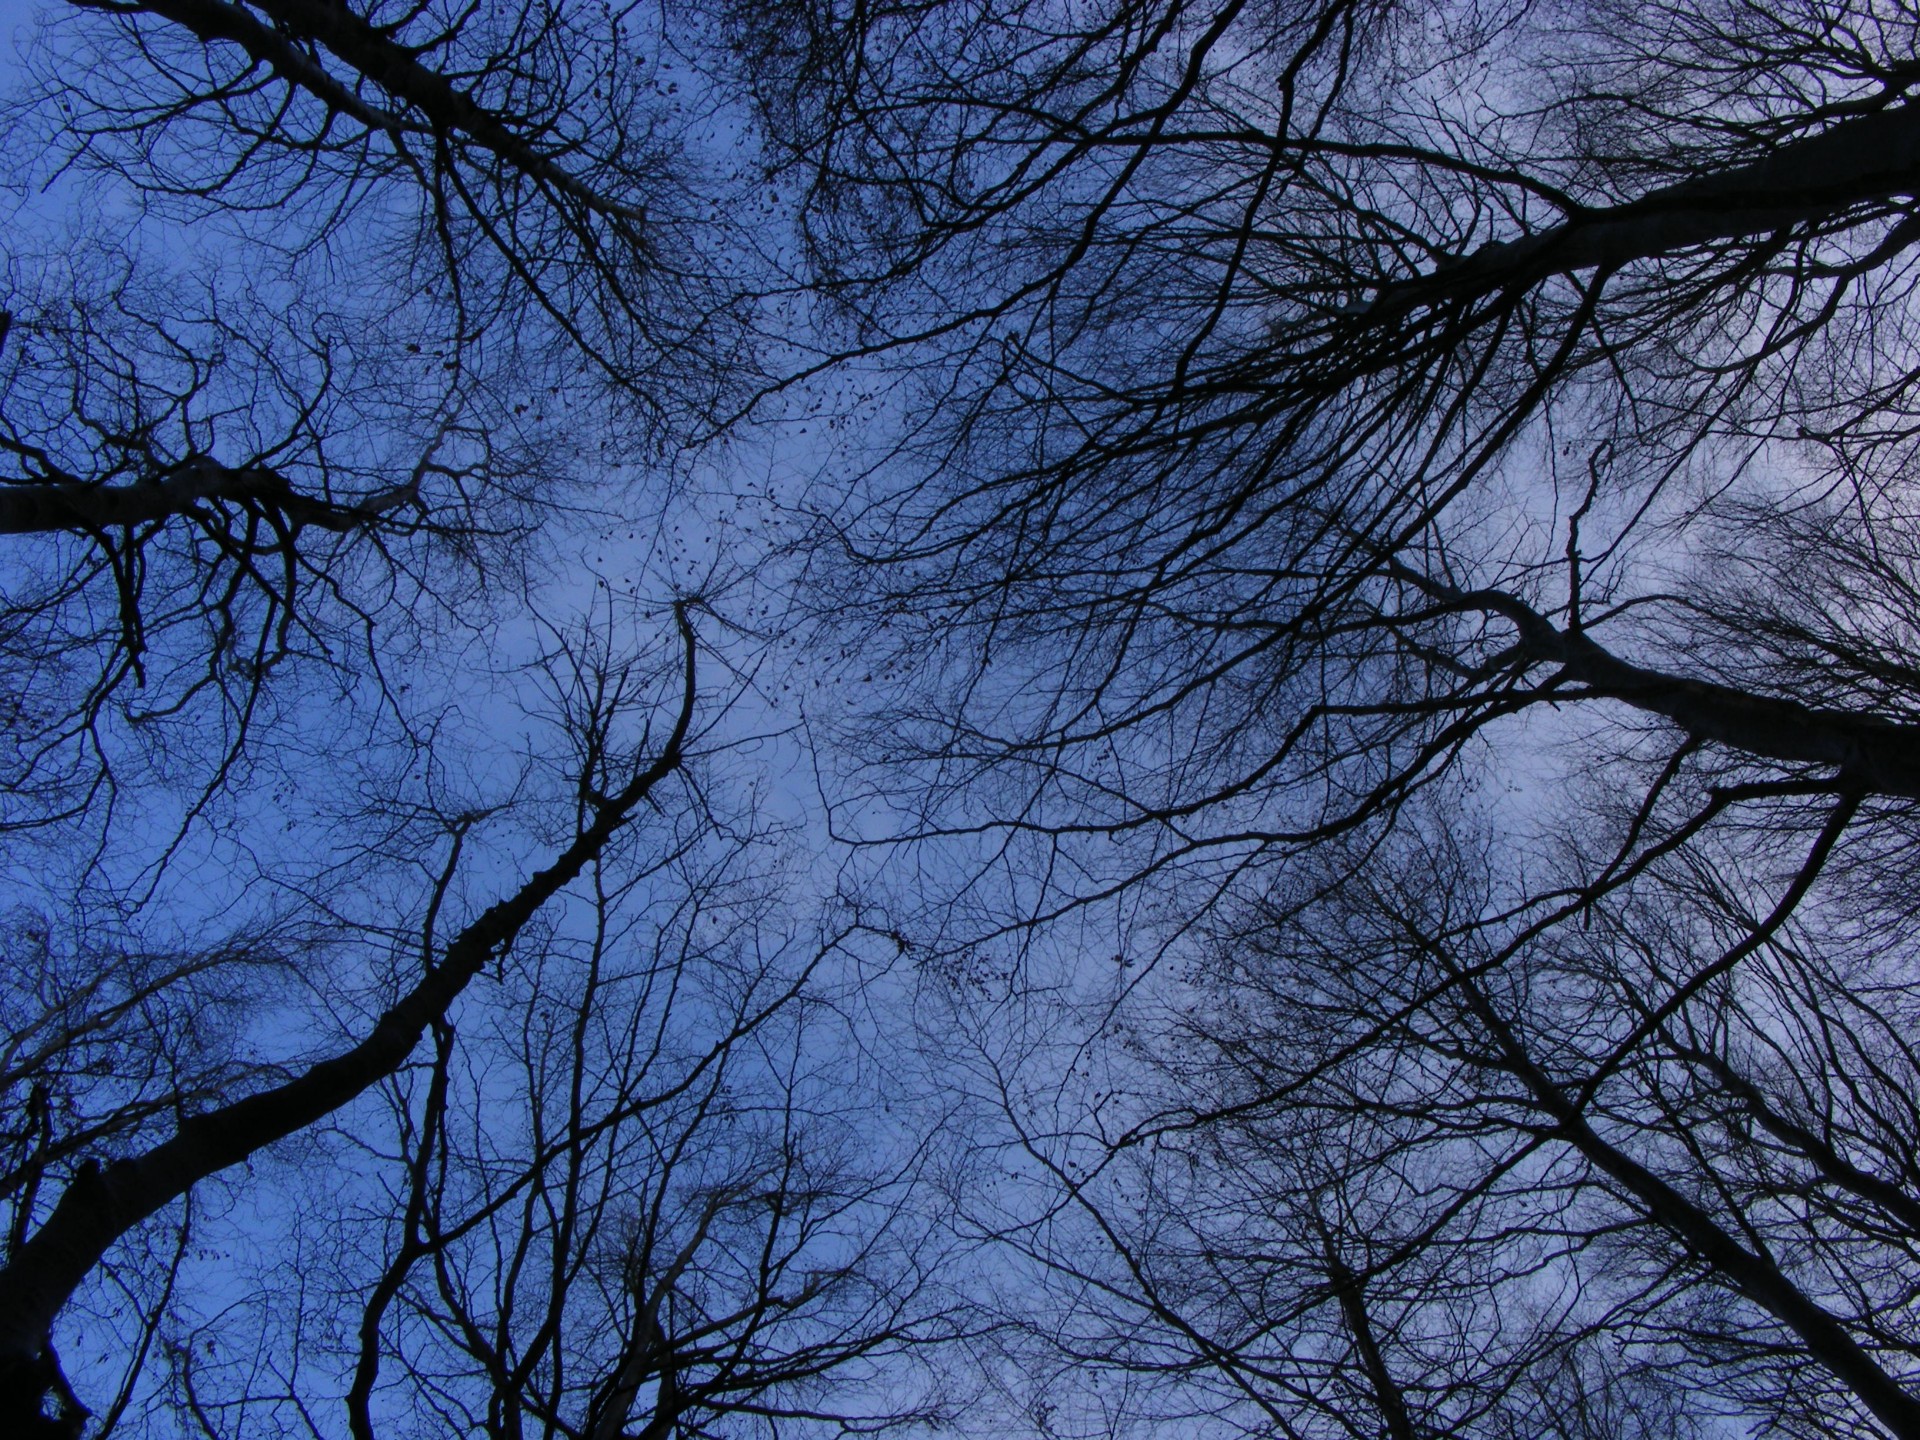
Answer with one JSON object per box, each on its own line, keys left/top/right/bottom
{"left": 741, "top": 0, "right": 1920, "bottom": 1432}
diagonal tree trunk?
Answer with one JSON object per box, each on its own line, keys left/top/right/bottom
{"left": 0, "top": 606, "right": 698, "bottom": 1438}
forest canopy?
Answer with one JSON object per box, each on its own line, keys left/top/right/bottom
{"left": 5, "top": 1, "right": 1920, "bottom": 1438}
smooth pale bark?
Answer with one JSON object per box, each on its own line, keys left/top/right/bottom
{"left": 587, "top": 1204, "right": 719, "bottom": 1440}
{"left": 0, "top": 607, "right": 698, "bottom": 1435}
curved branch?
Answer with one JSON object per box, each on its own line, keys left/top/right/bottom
{"left": 75, "top": 0, "right": 648, "bottom": 226}
{"left": 0, "top": 604, "right": 700, "bottom": 1434}
{"left": 1358, "top": 101, "right": 1920, "bottom": 322}
{"left": 1400, "top": 569, "right": 1920, "bottom": 798}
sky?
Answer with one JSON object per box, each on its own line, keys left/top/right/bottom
{"left": 0, "top": 3, "right": 1913, "bottom": 1436}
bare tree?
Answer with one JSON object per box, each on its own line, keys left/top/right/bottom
{"left": 334, "top": 869, "right": 969, "bottom": 1440}
{"left": 0, "top": 603, "right": 698, "bottom": 1432}
{"left": 0, "top": 0, "right": 973, "bottom": 1435}
{"left": 16, "top": 0, "right": 761, "bottom": 407}
{"left": 0, "top": 0, "right": 776, "bottom": 850}
{"left": 0, "top": 241, "right": 560, "bottom": 849}
{"left": 733, "top": 0, "right": 1920, "bottom": 1433}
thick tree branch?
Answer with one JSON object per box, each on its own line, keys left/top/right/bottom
{"left": 1669, "top": 1042, "right": 1920, "bottom": 1240}
{"left": 589, "top": 1198, "right": 720, "bottom": 1440}
{"left": 1320, "top": 1238, "right": 1416, "bottom": 1440}
{"left": 1443, "top": 962, "right": 1920, "bottom": 1440}
{"left": 0, "top": 605, "right": 699, "bottom": 1432}
{"left": 1403, "top": 571, "right": 1920, "bottom": 798}
{"left": 1359, "top": 101, "right": 1920, "bottom": 322}
{"left": 76, "top": 0, "right": 646, "bottom": 224}
{"left": 0, "top": 459, "right": 417, "bottom": 537}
